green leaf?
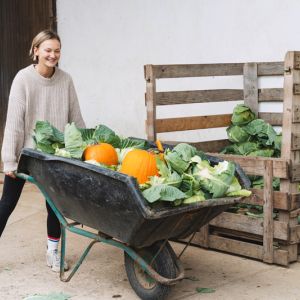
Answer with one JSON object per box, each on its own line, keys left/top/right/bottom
{"left": 119, "top": 137, "right": 147, "bottom": 149}
{"left": 93, "top": 124, "right": 121, "bottom": 147}
{"left": 33, "top": 121, "right": 64, "bottom": 154}
{"left": 182, "top": 193, "right": 206, "bottom": 204}
{"left": 227, "top": 125, "right": 250, "bottom": 143}
{"left": 244, "top": 119, "right": 277, "bottom": 147}
{"left": 172, "top": 143, "right": 198, "bottom": 162}
{"left": 195, "top": 287, "right": 216, "bottom": 294}
{"left": 231, "top": 104, "right": 255, "bottom": 125}
{"left": 226, "top": 189, "right": 252, "bottom": 197}
{"left": 142, "top": 184, "right": 187, "bottom": 203}
{"left": 64, "top": 123, "right": 86, "bottom": 159}
{"left": 237, "top": 142, "right": 259, "bottom": 155}
{"left": 164, "top": 151, "right": 190, "bottom": 174}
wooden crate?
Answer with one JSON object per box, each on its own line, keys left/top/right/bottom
{"left": 144, "top": 51, "right": 300, "bottom": 266}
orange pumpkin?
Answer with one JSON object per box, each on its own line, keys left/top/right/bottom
{"left": 120, "top": 149, "right": 159, "bottom": 184}
{"left": 84, "top": 143, "right": 118, "bottom": 166}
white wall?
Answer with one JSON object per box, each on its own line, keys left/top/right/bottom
{"left": 57, "top": 0, "right": 300, "bottom": 141}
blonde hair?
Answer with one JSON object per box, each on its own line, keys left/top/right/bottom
{"left": 29, "top": 29, "right": 61, "bottom": 62}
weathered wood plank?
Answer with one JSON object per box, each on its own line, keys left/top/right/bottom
{"left": 191, "top": 140, "right": 231, "bottom": 153}
{"left": 207, "top": 235, "right": 289, "bottom": 266}
{"left": 258, "top": 112, "right": 282, "bottom": 126}
{"left": 153, "top": 88, "right": 283, "bottom": 106}
{"left": 145, "top": 65, "right": 157, "bottom": 141}
{"left": 207, "top": 153, "right": 289, "bottom": 178}
{"left": 292, "top": 104, "right": 300, "bottom": 122}
{"left": 292, "top": 52, "right": 300, "bottom": 69}
{"left": 258, "top": 88, "right": 283, "bottom": 102}
{"left": 291, "top": 133, "right": 300, "bottom": 150}
{"left": 257, "top": 62, "right": 284, "bottom": 76}
{"left": 244, "top": 63, "right": 258, "bottom": 115}
{"left": 151, "top": 62, "right": 284, "bottom": 79}
{"left": 263, "top": 160, "right": 274, "bottom": 263}
{"left": 290, "top": 163, "right": 300, "bottom": 182}
{"left": 242, "top": 189, "right": 290, "bottom": 211}
{"left": 155, "top": 89, "right": 243, "bottom": 105}
{"left": 291, "top": 224, "right": 300, "bottom": 243}
{"left": 291, "top": 193, "right": 300, "bottom": 210}
{"left": 152, "top": 63, "right": 244, "bottom": 78}
{"left": 198, "top": 225, "right": 209, "bottom": 248}
{"left": 156, "top": 114, "right": 232, "bottom": 133}
{"left": 209, "top": 212, "right": 288, "bottom": 241}
{"left": 293, "top": 84, "right": 300, "bottom": 95}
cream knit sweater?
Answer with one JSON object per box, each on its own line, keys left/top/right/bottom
{"left": 1, "top": 65, "right": 85, "bottom": 172}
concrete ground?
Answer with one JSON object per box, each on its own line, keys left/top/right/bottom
{"left": 1, "top": 177, "right": 300, "bottom": 300}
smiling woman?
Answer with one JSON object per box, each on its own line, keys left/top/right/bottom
{"left": 0, "top": 29, "right": 86, "bottom": 273}
{"left": 30, "top": 30, "right": 61, "bottom": 78}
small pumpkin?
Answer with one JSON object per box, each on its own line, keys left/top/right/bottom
{"left": 84, "top": 143, "right": 118, "bottom": 166}
{"left": 120, "top": 149, "right": 159, "bottom": 184}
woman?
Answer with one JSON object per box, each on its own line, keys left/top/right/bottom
{"left": 0, "top": 29, "right": 85, "bottom": 272}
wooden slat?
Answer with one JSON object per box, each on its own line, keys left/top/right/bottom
{"left": 155, "top": 112, "right": 281, "bottom": 133}
{"left": 152, "top": 63, "right": 244, "bottom": 78}
{"left": 291, "top": 133, "right": 300, "bottom": 150}
{"left": 145, "top": 65, "right": 157, "bottom": 141}
{"left": 207, "top": 235, "right": 290, "bottom": 266}
{"left": 208, "top": 153, "right": 289, "bottom": 178}
{"left": 258, "top": 88, "right": 283, "bottom": 102}
{"left": 209, "top": 212, "right": 288, "bottom": 241}
{"left": 258, "top": 112, "right": 283, "bottom": 126}
{"left": 290, "top": 225, "right": 300, "bottom": 244}
{"left": 155, "top": 114, "right": 232, "bottom": 133}
{"left": 154, "top": 88, "right": 283, "bottom": 106}
{"left": 291, "top": 163, "right": 300, "bottom": 182}
{"left": 241, "top": 189, "right": 290, "bottom": 210}
{"left": 291, "top": 193, "right": 300, "bottom": 210}
{"left": 151, "top": 62, "right": 284, "bottom": 79}
{"left": 244, "top": 63, "right": 258, "bottom": 115}
{"left": 158, "top": 139, "right": 231, "bottom": 153}
{"left": 198, "top": 224, "right": 209, "bottom": 248}
{"left": 155, "top": 89, "right": 243, "bottom": 105}
{"left": 292, "top": 104, "right": 300, "bottom": 122}
{"left": 263, "top": 160, "right": 274, "bottom": 263}
{"left": 191, "top": 139, "right": 231, "bottom": 153}
{"left": 257, "top": 62, "right": 284, "bottom": 76}
{"left": 292, "top": 52, "right": 300, "bottom": 70}
{"left": 293, "top": 84, "right": 300, "bottom": 95}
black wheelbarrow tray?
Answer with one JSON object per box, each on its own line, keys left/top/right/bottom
{"left": 17, "top": 148, "right": 250, "bottom": 300}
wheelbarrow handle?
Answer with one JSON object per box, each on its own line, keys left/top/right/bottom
{"left": 16, "top": 173, "right": 35, "bottom": 183}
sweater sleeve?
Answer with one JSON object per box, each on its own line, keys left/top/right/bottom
{"left": 1, "top": 74, "right": 26, "bottom": 172}
{"left": 68, "top": 78, "right": 86, "bottom": 128}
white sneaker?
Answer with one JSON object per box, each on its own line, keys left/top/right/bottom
{"left": 46, "top": 249, "right": 69, "bottom": 273}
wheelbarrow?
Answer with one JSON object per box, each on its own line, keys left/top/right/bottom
{"left": 17, "top": 148, "right": 250, "bottom": 300}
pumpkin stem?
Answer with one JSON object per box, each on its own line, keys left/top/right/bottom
{"left": 155, "top": 139, "right": 165, "bottom": 161}
{"left": 155, "top": 139, "right": 164, "bottom": 152}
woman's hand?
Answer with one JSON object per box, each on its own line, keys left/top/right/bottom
{"left": 5, "top": 171, "right": 16, "bottom": 179}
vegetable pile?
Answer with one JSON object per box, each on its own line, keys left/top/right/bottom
{"left": 221, "top": 104, "right": 282, "bottom": 190}
{"left": 33, "top": 121, "right": 251, "bottom": 206}
{"left": 222, "top": 104, "right": 281, "bottom": 158}
{"left": 220, "top": 104, "right": 283, "bottom": 218}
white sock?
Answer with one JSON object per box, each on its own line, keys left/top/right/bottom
{"left": 47, "top": 236, "right": 59, "bottom": 252}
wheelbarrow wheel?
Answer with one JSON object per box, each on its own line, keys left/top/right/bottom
{"left": 124, "top": 241, "right": 177, "bottom": 300}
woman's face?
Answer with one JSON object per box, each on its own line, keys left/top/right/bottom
{"left": 34, "top": 39, "right": 61, "bottom": 68}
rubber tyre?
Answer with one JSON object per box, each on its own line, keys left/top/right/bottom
{"left": 124, "top": 241, "right": 177, "bottom": 300}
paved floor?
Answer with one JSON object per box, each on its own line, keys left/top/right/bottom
{"left": 1, "top": 178, "right": 300, "bottom": 299}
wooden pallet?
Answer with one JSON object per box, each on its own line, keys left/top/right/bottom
{"left": 144, "top": 51, "right": 300, "bottom": 266}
